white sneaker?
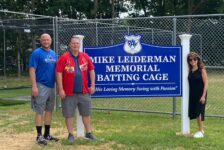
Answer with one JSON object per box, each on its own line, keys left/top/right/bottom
{"left": 193, "top": 131, "right": 204, "bottom": 138}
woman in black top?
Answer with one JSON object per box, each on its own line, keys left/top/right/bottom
{"left": 187, "top": 52, "right": 208, "bottom": 138}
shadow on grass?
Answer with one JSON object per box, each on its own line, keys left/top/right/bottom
{"left": 60, "top": 137, "right": 104, "bottom": 146}
{"left": 0, "top": 99, "right": 28, "bottom": 106}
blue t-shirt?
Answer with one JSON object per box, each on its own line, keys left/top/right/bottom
{"left": 29, "top": 47, "right": 57, "bottom": 88}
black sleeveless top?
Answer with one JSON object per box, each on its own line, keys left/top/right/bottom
{"left": 188, "top": 68, "right": 207, "bottom": 121}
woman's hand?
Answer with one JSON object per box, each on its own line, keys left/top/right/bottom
{"left": 200, "top": 96, "right": 206, "bottom": 104}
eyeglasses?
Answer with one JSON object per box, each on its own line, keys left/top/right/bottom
{"left": 189, "top": 58, "right": 197, "bottom": 62}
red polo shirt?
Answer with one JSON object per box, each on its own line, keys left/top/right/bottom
{"left": 56, "top": 52, "right": 95, "bottom": 96}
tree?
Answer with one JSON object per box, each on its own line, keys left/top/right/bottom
{"left": 126, "top": 0, "right": 224, "bottom": 17}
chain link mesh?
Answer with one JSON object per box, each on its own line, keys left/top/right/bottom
{"left": 0, "top": 13, "right": 54, "bottom": 77}
{"left": 0, "top": 12, "right": 224, "bottom": 117}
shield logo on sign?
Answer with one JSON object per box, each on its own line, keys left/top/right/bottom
{"left": 123, "top": 35, "right": 142, "bottom": 54}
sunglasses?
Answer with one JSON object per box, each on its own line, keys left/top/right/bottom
{"left": 189, "top": 58, "right": 197, "bottom": 62}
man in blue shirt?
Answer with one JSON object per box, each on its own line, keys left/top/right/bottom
{"left": 29, "top": 33, "right": 58, "bottom": 145}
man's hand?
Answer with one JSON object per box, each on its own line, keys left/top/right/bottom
{"left": 89, "top": 85, "right": 96, "bottom": 95}
{"left": 32, "top": 86, "right": 39, "bottom": 97}
{"left": 59, "top": 89, "right": 66, "bottom": 100}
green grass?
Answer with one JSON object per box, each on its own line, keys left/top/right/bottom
{"left": 92, "top": 70, "right": 224, "bottom": 117}
{"left": 0, "top": 72, "right": 223, "bottom": 149}
{"left": 0, "top": 99, "right": 28, "bottom": 105}
{"left": 0, "top": 88, "right": 30, "bottom": 99}
{"left": 0, "top": 71, "right": 224, "bottom": 116}
{"left": 0, "top": 76, "right": 30, "bottom": 88}
{"left": 1, "top": 103, "right": 224, "bottom": 149}
{"left": 92, "top": 97, "right": 175, "bottom": 113}
{"left": 0, "top": 88, "right": 30, "bottom": 106}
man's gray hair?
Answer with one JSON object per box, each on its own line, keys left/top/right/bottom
{"left": 70, "top": 35, "right": 81, "bottom": 42}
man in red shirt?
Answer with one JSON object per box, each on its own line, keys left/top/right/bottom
{"left": 56, "top": 36, "right": 96, "bottom": 143}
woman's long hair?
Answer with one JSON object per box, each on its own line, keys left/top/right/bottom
{"left": 187, "top": 52, "right": 205, "bottom": 72}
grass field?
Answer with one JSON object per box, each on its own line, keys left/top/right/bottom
{"left": 0, "top": 76, "right": 30, "bottom": 88}
{"left": 0, "top": 71, "right": 224, "bottom": 116}
{"left": 0, "top": 71, "right": 224, "bottom": 149}
{"left": 1, "top": 102, "right": 224, "bottom": 150}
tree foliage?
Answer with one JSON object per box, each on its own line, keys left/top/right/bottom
{"left": 1, "top": 0, "right": 224, "bottom": 18}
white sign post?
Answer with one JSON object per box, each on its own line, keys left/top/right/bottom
{"left": 74, "top": 35, "right": 85, "bottom": 137}
{"left": 179, "top": 34, "right": 192, "bottom": 135}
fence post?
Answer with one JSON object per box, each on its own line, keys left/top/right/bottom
{"left": 96, "top": 22, "right": 98, "bottom": 46}
{"left": 74, "top": 35, "right": 85, "bottom": 137}
{"left": 151, "top": 29, "right": 154, "bottom": 44}
{"left": 172, "top": 17, "right": 177, "bottom": 119}
{"left": 3, "top": 29, "right": 6, "bottom": 77}
{"left": 54, "top": 16, "right": 60, "bottom": 111}
{"left": 179, "top": 34, "right": 192, "bottom": 135}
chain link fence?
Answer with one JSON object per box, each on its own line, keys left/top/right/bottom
{"left": 0, "top": 11, "right": 55, "bottom": 78}
{"left": 0, "top": 11, "right": 224, "bottom": 117}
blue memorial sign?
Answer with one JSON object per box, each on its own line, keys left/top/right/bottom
{"left": 84, "top": 35, "right": 182, "bottom": 98}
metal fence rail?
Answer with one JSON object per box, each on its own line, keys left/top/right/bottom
{"left": 0, "top": 11, "right": 224, "bottom": 117}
